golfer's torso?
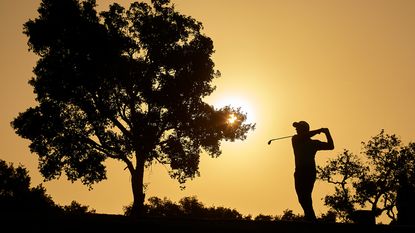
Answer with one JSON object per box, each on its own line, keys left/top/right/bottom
{"left": 292, "top": 139, "right": 318, "bottom": 172}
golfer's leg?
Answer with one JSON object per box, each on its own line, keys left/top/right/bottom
{"left": 302, "top": 195, "right": 316, "bottom": 220}
{"left": 303, "top": 175, "right": 316, "bottom": 221}
{"left": 294, "top": 172, "right": 309, "bottom": 218}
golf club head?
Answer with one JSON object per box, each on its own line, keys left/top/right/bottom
{"left": 267, "top": 140, "right": 272, "bottom": 145}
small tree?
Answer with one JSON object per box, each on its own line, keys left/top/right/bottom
{"left": 318, "top": 130, "right": 415, "bottom": 223}
{"left": 395, "top": 143, "right": 415, "bottom": 224}
{"left": 318, "top": 149, "right": 367, "bottom": 221}
{"left": 12, "top": 0, "right": 254, "bottom": 216}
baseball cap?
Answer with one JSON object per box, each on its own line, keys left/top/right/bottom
{"left": 292, "top": 121, "right": 310, "bottom": 131}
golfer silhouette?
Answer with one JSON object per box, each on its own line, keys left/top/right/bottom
{"left": 291, "top": 121, "right": 334, "bottom": 221}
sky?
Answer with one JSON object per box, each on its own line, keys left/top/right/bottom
{"left": 1, "top": 0, "right": 415, "bottom": 222}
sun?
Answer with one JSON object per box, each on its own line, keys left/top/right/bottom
{"left": 213, "top": 96, "right": 255, "bottom": 124}
{"left": 227, "top": 113, "right": 238, "bottom": 125}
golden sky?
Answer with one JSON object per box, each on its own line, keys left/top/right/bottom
{"left": 1, "top": 0, "right": 415, "bottom": 221}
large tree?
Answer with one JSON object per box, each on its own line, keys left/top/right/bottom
{"left": 12, "top": 0, "right": 255, "bottom": 216}
{"left": 318, "top": 130, "right": 415, "bottom": 223}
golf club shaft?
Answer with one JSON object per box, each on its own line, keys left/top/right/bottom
{"left": 268, "top": 135, "right": 293, "bottom": 144}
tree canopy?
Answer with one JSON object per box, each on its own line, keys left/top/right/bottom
{"left": 12, "top": 0, "right": 255, "bottom": 216}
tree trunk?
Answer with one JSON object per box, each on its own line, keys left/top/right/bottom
{"left": 130, "top": 157, "right": 146, "bottom": 217}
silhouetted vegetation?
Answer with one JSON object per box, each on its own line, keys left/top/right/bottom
{"left": 254, "top": 214, "right": 274, "bottom": 221}
{"left": 0, "top": 159, "right": 58, "bottom": 214}
{"left": 275, "top": 209, "right": 303, "bottom": 222}
{"left": 62, "top": 200, "right": 96, "bottom": 214}
{"left": 12, "top": 0, "right": 255, "bottom": 217}
{"left": 124, "top": 196, "right": 244, "bottom": 220}
{"left": 123, "top": 195, "right": 337, "bottom": 224}
{"left": 318, "top": 130, "right": 415, "bottom": 224}
{"left": 251, "top": 209, "right": 336, "bottom": 223}
{"left": 0, "top": 159, "right": 95, "bottom": 215}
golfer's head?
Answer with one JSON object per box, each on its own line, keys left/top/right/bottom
{"left": 293, "top": 121, "right": 310, "bottom": 135}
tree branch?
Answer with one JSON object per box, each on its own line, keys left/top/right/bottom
{"left": 119, "top": 103, "right": 132, "bottom": 129}
{"left": 86, "top": 137, "right": 135, "bottom": 172}
{"left": 85, "top": 137, "right": 120, "bottom": 159}
{"left": 122, "top": 156, "right": 135, "bottom": 173}
{"left": 109, "top": 116, "right": 132, "bottom": 139}
{"left": 90, "top": 94, "right": 132, "bottom": 139}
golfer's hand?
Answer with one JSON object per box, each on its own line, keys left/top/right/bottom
{"left": 321, "top": 128, "right": 329, "bottom": 134}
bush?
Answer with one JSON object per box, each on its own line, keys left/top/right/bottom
{"left": 0, "top": 159, "right": 58, "bottom": 213}
{"left": 124, "top": 196, "right": 244, "bottom": 220}
{"left": 62, "top": 201, "right": 96, "bottom": 214}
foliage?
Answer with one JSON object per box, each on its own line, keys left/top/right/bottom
{"left": 13, "top": 0, "right": 255, "bottom": 216}
{"left": 274, "top": 209, "right": 303, "bottom": 222}
{"left": 395, "top": 142, "right": 415, "bottom": 224}
{"left": 0, "top": 159, "right": 31, "bottom": 197}
{"left": 62, "top": 200, "right": 96, "bottom": 214}
{"left": 318, "top": 130, "right": 415, "bottom": 223}
{"left": 124, "top": 196, "right": 244, "bottom": 220}
{"left": 253, "top": 209, "right": 332, "bottom": 222}
{"left": 318, "top": 149, "right": 366, "bottom": 221}
{"left": 0, "top": 159, "right": 97, "bottom": 215}
{"left": 0, "top": 159, "right": 57, "bottom": 213}
{"left": 125, "top": 196, "right": 337, "bottom": 223}
{"left": 318, "top": 210, "right": 337, "bottom": 223}
{"left": 254, "top": 214, "right": 274, "bottom": 221}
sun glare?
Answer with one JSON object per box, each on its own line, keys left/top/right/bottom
{"left": 227, "top": 113, "right": 238, "bottom": 125}
{"left": 213, "top": 96, "right": 255, "bottom": 124}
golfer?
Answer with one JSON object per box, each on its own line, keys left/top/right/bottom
{"left": 291, "top": 121, "right": 334, "bottom": 221}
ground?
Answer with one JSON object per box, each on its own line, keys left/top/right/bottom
{"left": 2, "top": 212, "right": 414, "bottom": 233}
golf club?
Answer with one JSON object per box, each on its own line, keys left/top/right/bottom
{"left": 267, "top": 135, "right": 293, "bottom": 145}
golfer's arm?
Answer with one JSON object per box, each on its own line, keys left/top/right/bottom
{"left": 308, "top": 129, "right": 322, "bottom": 138}
{"left": 324, "top": 130, "right": 334, "bottom": 150}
